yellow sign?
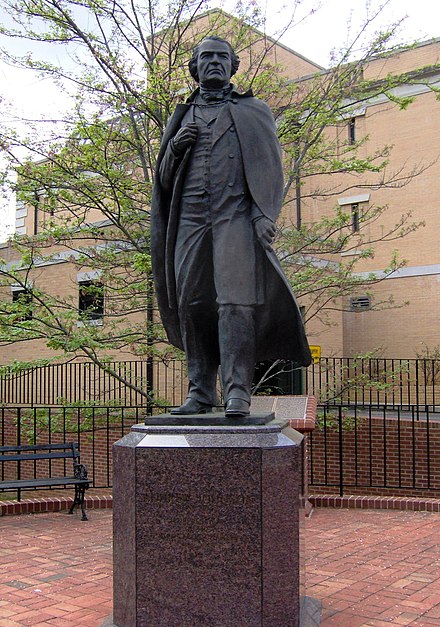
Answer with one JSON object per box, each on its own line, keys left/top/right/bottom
{"left": 309, "top": 345, "right": 321, "bottom": 364}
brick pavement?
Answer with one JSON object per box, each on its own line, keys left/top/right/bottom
{"left": 0, "top": 507, "right": 439, "bottom": 625}
{"left": 307, "top": 509, "right": 440, "bottom": 626}
{"left": 0, "top": 510, "right": 112, "bottom": 626}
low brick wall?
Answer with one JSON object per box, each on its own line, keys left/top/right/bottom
{"left": 309, "top": 414, "right": 440, "bottom": 498}
{"left": 0, "top": 493, "right": 113, "bottom": 517}
{"left": 310, "top": 494, "right": 440, "bottom": 511}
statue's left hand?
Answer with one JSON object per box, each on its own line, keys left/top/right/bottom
{"left": 254, "top": 217, "right": 276, "bottom": 248}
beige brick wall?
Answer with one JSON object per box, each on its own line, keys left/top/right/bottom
{"left": 364, "top": 39, "right": 440, "bottom": 80}
{"left": 0, "top": 254, "right": 149, "bottom": 365}
{"left": 339, "top": 86, "right": 440, "bottom": 357}
{"left": 304, "top": 306, "right": 344, "bottom": 357}
{"left": 298, "top": 41, "right": 440, "bottom": 358}
{"left": 343, "top": 274, "right": 440, "bottom": 358}
{"left": 4, "top": 36, "right": 440, "bottom": 364}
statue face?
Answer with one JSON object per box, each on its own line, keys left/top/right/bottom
{"left": 197, "top": 39, "right": 232, "bottom": 89}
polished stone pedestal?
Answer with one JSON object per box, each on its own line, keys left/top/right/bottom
{"left": 112, "top": 415, "right": 304, "bottom": 626}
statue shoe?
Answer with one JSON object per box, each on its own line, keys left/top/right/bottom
{"left": 170, "top": 398, "right": 213, "bottom": 415}
{"left": 224, "top": 398, "right": 250, "bottom": 417}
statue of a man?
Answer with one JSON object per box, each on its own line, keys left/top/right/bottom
{"left": 151, "top": 36, "right": 311, "bottom": 417}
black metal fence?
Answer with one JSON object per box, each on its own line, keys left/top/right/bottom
{"left": 2, "top": 402, "right": 439, "bottom": 500}
{"left": 1, "top": 356, "right": 439, "bottom": 499}
{"left": 309, "top": 404, "right": 440, "bottom": 497}
{"left": 0, "top": 404, "right": 169, "bottom": 496}
{"left": 1, "top": 357, "right": 439, "bottom": 408}
{"left": 305, "top": 357, "right": 440, "bottom": 408}
{"left": 0, "top": 360, "right": 188, "bottom": 407}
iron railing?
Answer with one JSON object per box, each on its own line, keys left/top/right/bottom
{"left": 2, "top": 402, "right": 439, "bottom": 500}
{"left": 305, "top": 357, "right": 440, "bottom": 408}
{"left": 0, "top": 360, "right": 188, "bottom": 407}
{"left": 0, "top": 404, "right": 169, "bottom": 495}
{"left": 0, "top": 357, "right": 439, "bottom": 408}
{"left": 309, "top": 404, "right": 440, "bottom": 497}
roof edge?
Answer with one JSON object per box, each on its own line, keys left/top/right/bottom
{"left": 192, "top": 8, "right": 324, "bottom": 71}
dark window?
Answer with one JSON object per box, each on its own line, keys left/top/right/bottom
{"left": 348, "top": 117, "right": 356, "bottom": 144}
{"left": 78, "top": 280, "right": 104, "bottom": 320}
{"left": 253, "top": 360, "right": 303, "bottom": 395}
{"left": 352, "top": 203, "right": 360, "bottom": 232}
{"left": 12, "top": 289, "right": 33, "bottom": 321}
{"left": 33, "top": 193, "right": 39, "bottom": 235}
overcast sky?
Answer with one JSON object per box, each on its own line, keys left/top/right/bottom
{"left": 273, "top": 0, "right": 440, "bottom": 66}
{"left": 0, "top": 0, "right": 439, "bottom": 237}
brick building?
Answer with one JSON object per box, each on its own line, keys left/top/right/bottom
{"left": 1, "top": 14, "right": 440, "bottom": 385}
{"left": 312, "top": 38, "right": 440, "bottom": 358}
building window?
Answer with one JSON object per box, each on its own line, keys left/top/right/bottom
{"left": 12, "top": 288, "right": 33, "bottom": 321}
{"left": 253, "top": 360, "right": 303, "bottom": 395}
{"left": 337, "top": 194, "right": 370, "bottom": 235}
{"left": 351, "top": 203, "right": 360, "bottom": 232}
{"left": 78, "top": 280, "right": 104, "bottom": 321}
{"left": 33, "top": 192, "right": 40, "bottom": 235}
{"left": 348, "top": 117, "right": 356, "bottom": 144}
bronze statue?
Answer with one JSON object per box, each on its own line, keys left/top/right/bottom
{"left": 151, "top": 36, "right": 311, "bottom": 417}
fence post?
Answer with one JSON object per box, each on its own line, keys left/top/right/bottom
{"left": 338, "top": 405, "right": 344, "bottom": 497}
{"left": 426, "top": 405, "right": 431, "bottom": 490}
{"left": 16, "top": 407, "right": 21, "bottom": 501}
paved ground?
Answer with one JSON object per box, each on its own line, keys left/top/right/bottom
{"left": 0, "top": 510, "right": 112, "bottom": 625}
{"left": 306, "top": 509, "right": 440, "bottom": 626}
{"left": 0, "top": 507, "right": 439, "bottom": 625}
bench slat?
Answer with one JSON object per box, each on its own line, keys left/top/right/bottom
{"left": 0, "top": 451, "right": 76, "bottom": 463}
{"left": 0, "top": 443, "right": 78, "bottom": 453}
{"left": 0, "top": 477, "right": 89, "bottom": 490}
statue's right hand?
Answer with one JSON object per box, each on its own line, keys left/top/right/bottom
{"left": 171, "top": 123, "right": 199, "bottom": 153}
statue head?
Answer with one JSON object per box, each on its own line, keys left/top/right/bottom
{"left": 188, "top": 36, "right": 240, "bottom": 88}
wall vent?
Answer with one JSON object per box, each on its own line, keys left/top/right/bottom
{"left": 350, "top": 295, "right": 371, "bottom": 311}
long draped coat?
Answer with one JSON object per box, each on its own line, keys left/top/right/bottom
{"left": 151, "top": 89, "right": 312, "bottom": 367}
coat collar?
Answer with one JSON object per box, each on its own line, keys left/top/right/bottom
{"left": 186, "top": 84, "right": 253, "bottom": 103}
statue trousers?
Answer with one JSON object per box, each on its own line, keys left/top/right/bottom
{"left": 175, "top": 192, "right": 263, "bottom": 405}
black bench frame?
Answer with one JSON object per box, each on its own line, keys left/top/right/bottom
{"left": 0, "top": 442, "right": 90, "bottom": 520}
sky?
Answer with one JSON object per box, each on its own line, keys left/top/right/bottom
{"left": 273, "top": 0, "right": 440, "bottom": 67}
{"left": 0, "top": 0, "right": 439, "bottom": 237}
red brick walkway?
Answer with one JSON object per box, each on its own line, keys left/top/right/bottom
{"left": 0, "top": 507, "right": 439, "bottom": 625}
{"left": 307, "top": 509, "right": 440, "bottom": 626}
{"left": 0, "top": 510, "right": 112, "bottom": 625}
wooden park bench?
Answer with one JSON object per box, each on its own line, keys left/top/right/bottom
{"left": 0, "top": 442, "right": 90, "bottom": 520}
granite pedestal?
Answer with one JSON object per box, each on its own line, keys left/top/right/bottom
{"left": 112, "top": 414, "right": 303, "bottom": 626}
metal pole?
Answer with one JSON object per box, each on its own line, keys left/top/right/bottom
{"left": 338, "top": 406, "right": 344, "bottom": 497}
